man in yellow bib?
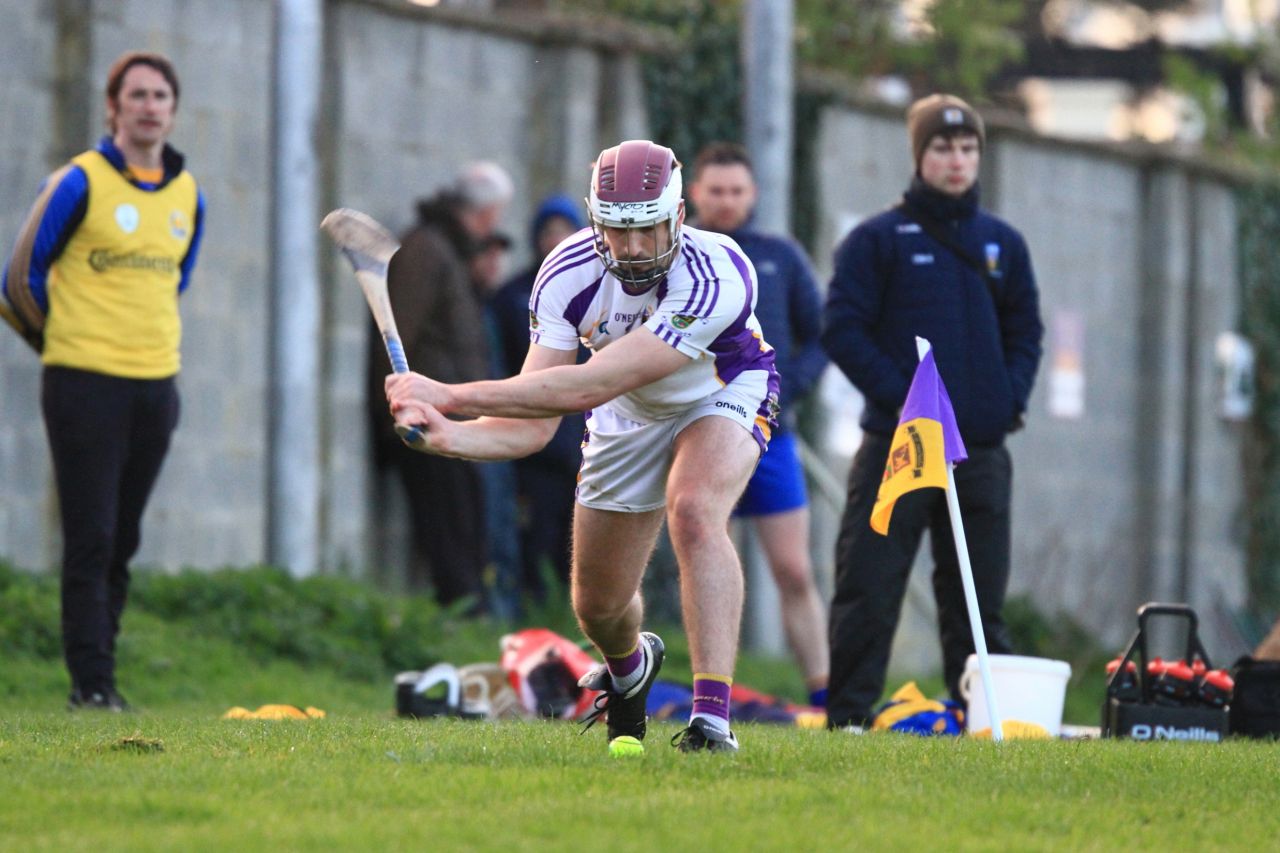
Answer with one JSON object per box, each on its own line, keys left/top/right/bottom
{"left": 2, "top": 51, "right": 205, "bottom": 711}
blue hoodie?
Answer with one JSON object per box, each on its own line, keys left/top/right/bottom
{"left": 527, "top": 193, "right": 583, "bottom": 249}
{"left": 490, "top": 194, "right": 588, "bottom": 469}
{"left": 821, "top": 180, "right": 1043, "bottom": 446}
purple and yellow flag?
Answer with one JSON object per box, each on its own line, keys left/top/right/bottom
{"left": 870, "top": 347, "right": 967, "bottom": 535}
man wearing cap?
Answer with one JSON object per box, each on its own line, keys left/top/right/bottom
{"left": 820, "top": 94, "right": 1044, "bottom": 731}
{"left": 490, "top": 195, "right": 589, "bottom": 605}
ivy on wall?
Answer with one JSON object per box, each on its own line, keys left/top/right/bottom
{"left": 591, "top": 0, "right": 742, "bottom": 168}
{"left": 565, "top": 0, "right": 828, "bottom": 251}
{"left": 790, "top": 87, "right": 827, "bottom": 255}
{"left": 1238, "top": 184, "right": 1280, "bottom": 612}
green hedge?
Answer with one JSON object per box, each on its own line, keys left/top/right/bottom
{"left": 1239, "top": 184, "right": 1280, "bottom": 613}
{"left": 0, "top": 562, "right": 575, "bottom": 680}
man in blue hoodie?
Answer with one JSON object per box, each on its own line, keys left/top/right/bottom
{"left": 821, "top": 95, "right": 1043, "bottom": 731}
{"left": 690, "top": 142, "right": 830, "bottom": 708}
{"left": 490, "top": 195, "right": 587, "bottom": 605}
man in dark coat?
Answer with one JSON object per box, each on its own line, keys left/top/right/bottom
{"left": 368, "top": 162, "right": 513, "bottom": 610}
{"left": 821, "top": 95, "right": 1044, "bottom": 730}
{"left": 488, "top": 195, "right": 587, "bottom": 604}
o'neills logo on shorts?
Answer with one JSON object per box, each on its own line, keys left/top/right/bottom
{"left": 88, "top": 249, "right": 177, "bottom": 274}
{"left": 715, "top": 400, "right": 748, "bottom": 418}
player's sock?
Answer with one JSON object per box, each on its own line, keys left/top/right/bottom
{"left": 691, "top": 673, "right": 733, "bottom": 735}
{"left": 605, "top": 640, "right": 646, "bottom": 695}
{"left": 809, "top": 687, "right": 828, "bottom": 708}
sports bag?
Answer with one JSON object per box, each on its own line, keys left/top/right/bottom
{"left": 1228, "top": 656, "right": 1280, "bottom": 738}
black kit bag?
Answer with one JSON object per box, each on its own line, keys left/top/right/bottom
{"left": 1229, "top": 656, "right": 1280, "bottom": 738}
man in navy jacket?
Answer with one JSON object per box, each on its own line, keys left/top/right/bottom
{"left": 690, "top": 142, "right": 830, "bottom": 708}
{"left": 490, "top": 194, "right": 587, "bottom": 604}
{"left": 821, "top": 95, "right": 1043, "bottom": 730}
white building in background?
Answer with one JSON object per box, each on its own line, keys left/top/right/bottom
{"left": 1021, "top": 0, "right": 1279, "bottom": 142}
{"left": 876, "top": 0, "right": 1278, "bottom": 142}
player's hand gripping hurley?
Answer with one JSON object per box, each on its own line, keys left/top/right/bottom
{"left": 320, "top": 208, "right": 426, "bottom": 448}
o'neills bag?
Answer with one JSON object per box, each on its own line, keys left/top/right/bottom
{"left": 1229, "top": 656, "right": 1280, "bottom": 738}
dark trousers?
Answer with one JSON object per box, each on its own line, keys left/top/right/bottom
{"left": 41, "top": 367, "right": 179, "bottom": 694}
{"left": 393, "top": 448, "right": 487, "bottom": 612}
{"left": 516, "top": 460, "right": 576, "bottom": 600}
{"left": 481, "top": 459, "right": 521, "bottom": 621}
{"left": 827, "top": 432, "right": 1013, "bottom": 728}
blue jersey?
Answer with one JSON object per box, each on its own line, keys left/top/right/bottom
{"left": 718, "top": 223, "right": 827, "bottom": 432}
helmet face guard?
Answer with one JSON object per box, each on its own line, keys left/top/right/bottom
{"left": 588, "top": 218, "right": 682, "bottom": 295}
{"left": 587, "top": 140, "right": 683, "bottom": 295}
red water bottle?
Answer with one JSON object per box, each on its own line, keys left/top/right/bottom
{"left": 1145, "top": 656, "right": 1168, "bottom": 684}
{"left": 1106, "top": 657, "right": 1140, "bottom": 702}
{"left": 1197, "top": 669, "right": 1234, "bottom": 707}
{"left": 1150, "top": 658, "right": 1196, "bottom": 706}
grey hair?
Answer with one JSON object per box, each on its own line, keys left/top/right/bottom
{"left": 456, "top": 161, "right": 514, "bottom": 209}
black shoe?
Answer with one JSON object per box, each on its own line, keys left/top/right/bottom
{"left": 68, "top": 687, "right": 131, "bottom": 712}
{"left": 578, "top": 631, "right": 665, "bottom": 742}
{"left": 671, "top": 718, "right": 740, "bottom": 753}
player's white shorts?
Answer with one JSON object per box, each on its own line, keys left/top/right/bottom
{"left": 576, "top": 372, "right": 773, "bottom": 513}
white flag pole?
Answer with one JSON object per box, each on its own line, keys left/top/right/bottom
{"left": 916, "top": 337, "right": 1004, "bottom": 742}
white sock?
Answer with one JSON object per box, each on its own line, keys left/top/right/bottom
{"left": 610, "top": 641, "right": 650, "bottom": 695}
{"left": 691, "top": 712, "right": 730, "bottom": 738}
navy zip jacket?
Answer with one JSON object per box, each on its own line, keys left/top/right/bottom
{"left": 821, "top": 180, "right": 1043, "bottom": 446}
{"left": 714, "top": 222, "right": 828, "bottom": 433}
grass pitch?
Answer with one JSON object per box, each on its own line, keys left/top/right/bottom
{"left": 1, "top": 711, "right": 1277, "bottom": 851}
{"left": 2, "top": 564, "right": 1277, "bottom": 850}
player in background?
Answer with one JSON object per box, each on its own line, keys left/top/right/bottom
{"left": 385, "top": 139, "right": 779, "bottom": 753}
{"left": 689, "top": 142, "right": 830, "bottom": 709}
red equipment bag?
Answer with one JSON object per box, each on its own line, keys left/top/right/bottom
{"left": 500, "top": 628, "right": 601, "bottom": 720}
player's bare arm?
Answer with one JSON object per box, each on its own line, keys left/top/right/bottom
{"left": 388, "top": 343, "right": 574, "bottom": 459}
{"left": 387, "top": 327, "right": 689, "bottom": 420}
{"left": 394, "top": 402, "right": 563, "bottom": 460}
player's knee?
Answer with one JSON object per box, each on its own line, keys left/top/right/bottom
{"left": 571, "top": 585, "right": 629, "bottom": 626}
{"left": 666, "top": 491, "right": 720, "bottom": 550}
{"left": 772, "top": 558, "right": 815, "bottom": 597}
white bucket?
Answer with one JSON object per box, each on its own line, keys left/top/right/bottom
{"left": 960, "top": 654, "right": 1072, "bottom": 736}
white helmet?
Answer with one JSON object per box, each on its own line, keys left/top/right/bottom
{"left": 586, "top": 139, "right": 684, "bottom": 294}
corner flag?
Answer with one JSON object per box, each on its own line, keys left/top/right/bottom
{"left": 870, "top": 345, "right": 967, "bottom": 535}
{"left": 872, "top": 337, "right": 1005, "bottom": 741}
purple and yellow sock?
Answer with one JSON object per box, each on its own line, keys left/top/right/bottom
{"left": 691, "top": 673, "right": 733, "bottom": 733}
{"left": 605, "top": 641, "right": 645, "bottom": 694}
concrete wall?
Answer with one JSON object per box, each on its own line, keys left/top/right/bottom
{"left": 0, "top": 0, "right": 278, "bottom": 573}
{"left": 0, "top": 1, "right": 60, "bottom": 571}
{"left": 0, "top": 1, "right": 1252, "bottom": 665}
{"left": 0, "top": 0, "right": 648, "bottom": 578}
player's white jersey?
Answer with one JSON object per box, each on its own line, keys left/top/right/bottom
{"left": 528, "top": 225, "right": 780, "bottom": 426}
